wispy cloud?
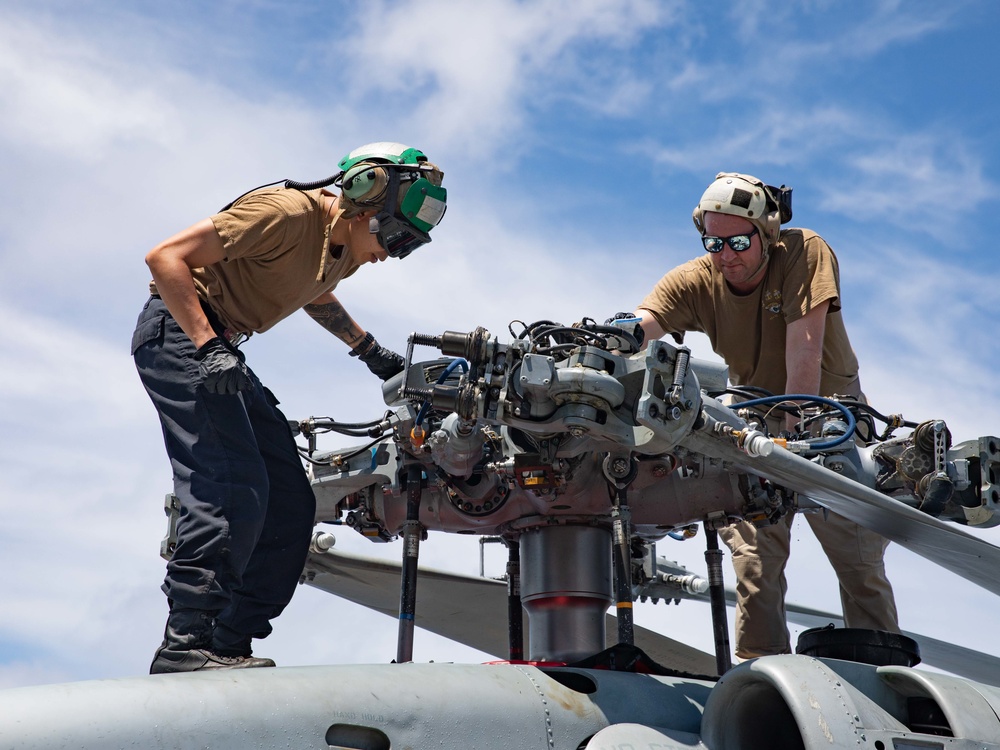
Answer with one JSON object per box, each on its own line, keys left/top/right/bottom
{"left": 821, "top": 135, "right": 995, "bottom": 240}
{"left": 641, "top": 100, "right": 996, "bottom": 239}
{"left": 335, "top": 0, "right": 673, "bottom": 155}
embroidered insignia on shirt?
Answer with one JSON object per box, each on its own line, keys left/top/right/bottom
{"left": 763, "top": 289, "right": 782, "bottom": 316}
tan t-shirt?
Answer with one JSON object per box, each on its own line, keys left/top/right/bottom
{"left": 151, "top": 188, "right": 359, "bottom": 334}
{"left": 640, "top": 228, "right": 861, "bottom": 398}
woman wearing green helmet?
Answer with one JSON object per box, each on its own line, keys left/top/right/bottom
{"left": 133, "top": 142, "right": 446, "bottom": 674}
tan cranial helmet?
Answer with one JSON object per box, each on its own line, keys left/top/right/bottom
{"left": 692, "top": 172, "right": 783, "bottom": 247}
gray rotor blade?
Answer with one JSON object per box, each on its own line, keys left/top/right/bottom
{"left": 685, "top": 429, "right": 1000, "bottom": 597}
{"left": 303, "top": 547, "right": 718, "bottom": 675}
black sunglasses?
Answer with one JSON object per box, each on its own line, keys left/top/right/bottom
{"left": 702, "top": 227, "right": 758, "bottom": 254}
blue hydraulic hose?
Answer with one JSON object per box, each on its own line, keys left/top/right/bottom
{"left": 732, "top": 393, "right": 857, "bottom": 450}
{"left": 414, "top": 358, "right": 470, "bottom": 426}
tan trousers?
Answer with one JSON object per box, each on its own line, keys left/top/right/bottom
{"left": 718, "top": 510, "right": 899, "bottom": 659}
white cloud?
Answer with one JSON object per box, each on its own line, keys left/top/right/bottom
{"left": 821, "top": 135, "right": 995, "bottom": 240}
{"left": 336, "top": 0, "right": 672, "bottom": 155}
{"left": 643, "top": 105, "right": 863, "bottom": 172}
{"left": 0, "top": 13, "right": 177, "bottom": 160}
{"left": 642, "top": 103, "right": 997, "bottom": 240}
{"left": 841, "top": 246, "right": 1000, "bottom": 439}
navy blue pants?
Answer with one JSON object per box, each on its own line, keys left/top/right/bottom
{"left": 132, "top": 296, "right": 315, "bottom": 649}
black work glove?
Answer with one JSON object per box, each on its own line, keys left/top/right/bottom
{"left": 603, "top": 312, "right": 645, "bottom": 349}
{"left": 194, "top": 336, "right": 252, "bottom": 395}
{"left": 350, "top": 332, "right": 405, "bottom": 381}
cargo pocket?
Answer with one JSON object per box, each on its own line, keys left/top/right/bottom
{"left": 131, "top": 315, "right": 165, "bottom": 355}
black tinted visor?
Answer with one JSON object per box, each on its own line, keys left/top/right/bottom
{"left": 375, "top": 212, "right": 431, "bottom": 259}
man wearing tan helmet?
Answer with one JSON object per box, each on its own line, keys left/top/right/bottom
{"left": 133, "top": 142, "right": 446, "bottom": 674}
{"left": 629, "top": 172, "right": 898, "bottom": 659}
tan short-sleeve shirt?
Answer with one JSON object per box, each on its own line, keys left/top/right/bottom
{"left": 639, "top": 228, "right": 861, "bottom": 398}
{"left": 156, "top": 187, "right": 359, "bottom": 334}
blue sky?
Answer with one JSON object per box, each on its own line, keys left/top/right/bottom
{"left": 1, "top": 0, "right": 999, "bottom": 689}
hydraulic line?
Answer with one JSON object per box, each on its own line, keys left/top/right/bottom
{"left": 735, "top": 393, "right": 858, "bottom": 450}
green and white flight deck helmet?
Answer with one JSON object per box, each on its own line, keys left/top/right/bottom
{"left": 335, "top": 142, "right": 447, "bottom": 259}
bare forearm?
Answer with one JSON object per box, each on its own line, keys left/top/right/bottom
{"left": 784, "top": 362, "right": 822, "bottom": 397}
{"left": 145, "top": 217, "right": 227, "bottom": 349}
{"left": 783, "top": 369, "right": 822, "bottom": 433}
{"left": 783, "top": 302, "right": 829, "bottom": 431}
{"left": 146, "top": 255, "right": 215, "bottom": 348}
{"left": 303, "top": 296, "right": 366, "bottom": 349}
{"left": 633, "top": 308, "right": 667, "bottom": 342}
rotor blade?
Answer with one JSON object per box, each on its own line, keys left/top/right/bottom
{"left": 686, "top": 429, "right": 1000, "bottom": 597}
{"left": 303, "top": 547, "right": 719, "bottom": 675}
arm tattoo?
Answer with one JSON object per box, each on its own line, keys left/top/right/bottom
{"left": 304, "top": 300, "right": 365, "bottom": 348}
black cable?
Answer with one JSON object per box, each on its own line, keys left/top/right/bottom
{"left": 298, "top": 435, "right": 388, "bottom": 466}
{"left": 836, "top": 399, "right": 918, "bottom": 430}
{"left": 707, "top": 385, "right": 775, "bottom": 400}
{"left": 533, "top": 343, "right": 586, "bottom": 356}
{"left": 218, "top": 179, "right": 286, "bottom": 212}
{"left": 520, "top": 320, "right": 640, "bottom": 354}
{"left": 509, "top": 319, "right": 557, "bottom": 341}
{"left": 297, "top": 448, "right": 336, "bottom": 466}
{"left": 335, "top": 435, "right": 390, "bottom": 462}
{"left": 284, "top": 174, "right": 341, "bottom": 191}
{"left": 308, "top": 416, "right": 386, "bottom": 430}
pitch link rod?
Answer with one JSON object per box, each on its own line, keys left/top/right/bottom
{"left": 396, "top": 465, "right": 424, "bottom": 663}
{"left": 611, "top": 490, "right": 635, "bottom": 647}
{"left": 603, "top": 453, "right": 638, "bottom": 648}
{"left": 704, "top": 525, "right": 732, "bottom": 676}
{"left": 506, "top": 538, "right": 524, "bottom": 661}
